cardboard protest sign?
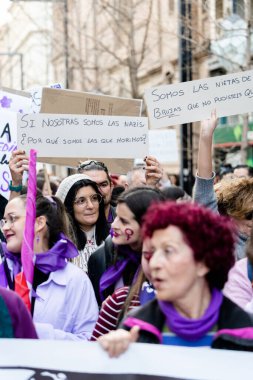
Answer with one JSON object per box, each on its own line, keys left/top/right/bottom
{"left": 17, "top": 114, "right": 148, "bottom": 173}
{"left": 39, "top": 88, "right": 143, "bottom": 172}
{"left": 0, "top": 111, "right": 17, "bottom": 199}
{"left": 145, "top": 69, "right": 253, "bottom": 128}
{"left": 0, "top": 339, "right": 252, "bottom": 380}
{"left": 149, "top": 129, "right": 179, "bottom": 164}
{"left": 40, "top": 88, "right": 142, "bottom": 117}
{"left": 0, "top": 87, "right": 31, "bottom": 114}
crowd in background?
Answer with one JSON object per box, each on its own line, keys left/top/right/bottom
{"left": 0, "top": 113, "right": 253, "bottom": 355}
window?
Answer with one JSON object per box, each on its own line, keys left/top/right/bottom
{"left": 233, "top": 0, "right": 245, "bottom": 19}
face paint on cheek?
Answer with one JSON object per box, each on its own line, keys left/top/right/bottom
{"left": 125, "top": 228, "right": 134, "bottom": 241}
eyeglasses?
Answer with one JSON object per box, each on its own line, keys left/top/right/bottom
{"left": 73, "top": 193, "right": 102, "bottom": 207}
{"left": 245, "top": 211, "right": 253, "bottom": 221}
{"left": 77, "top": 160, "right": 109, "bottom": 174}
{"left": 0, "top": 215, "right": 23, "bottom": 229}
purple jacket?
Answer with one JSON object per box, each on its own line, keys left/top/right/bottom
{"left": 0, "top": 287, "right": 37, "bottom": 339}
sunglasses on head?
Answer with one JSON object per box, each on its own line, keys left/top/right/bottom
{"left": 77, "top": 160, "right": 109, "bottom": 173}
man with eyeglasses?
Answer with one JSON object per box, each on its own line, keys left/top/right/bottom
{"left": 77, "top": 157, "right": 163, "bottom": 224}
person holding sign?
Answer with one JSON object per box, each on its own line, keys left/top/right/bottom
{"left": 77, "top": 156, "right": 163, "bottom": 226}
{"left": 56, "top": 174, "right": 110, "bottom": 273}
{"left": 8, "top": 149, "right": 29, "bottom": 200}
{"left": 0, "top": 194, "right": 98, "bottom": 340}
{"left": 99, "top": 201, "right": 253, "bottom": 355}
{"left": 194, "top": 111, "right": 253, "bottom": 260}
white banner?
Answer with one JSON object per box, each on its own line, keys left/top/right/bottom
{"left": 0, "top": 111, "right": 17, "bottom": 199}
{"left": 17, "top": 114, "right": 149, "bottom": 159}
{"left": 145, "top": 69, "right": 253, "bottom": 128}
{"left": 0, "top": 340, "right": 252, "bottom": 380}
{"left": 149, "top": 129, "right": 179, "bottom": 164}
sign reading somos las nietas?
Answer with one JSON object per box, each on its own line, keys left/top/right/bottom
{"left": 0, "top": 340, "right": 253, "bottom": 380}
{"left": 144, "top": 69, "right": 253, "bottom": 129}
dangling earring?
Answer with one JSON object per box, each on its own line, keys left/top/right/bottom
{"left": 36, "top": 235, "right": 40, "bottom": 244}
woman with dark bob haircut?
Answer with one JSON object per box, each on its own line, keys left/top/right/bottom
{"left": 99, "top": 201, "right": 253, "bottom": 355}
{"left": 56, "top": 174, "right": 109, "bottom": 272}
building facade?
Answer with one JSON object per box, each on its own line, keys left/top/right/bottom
{"left": 0, "top": 0, "right": 252, "bottom": 179}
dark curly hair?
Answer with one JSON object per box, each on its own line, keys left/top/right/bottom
{"left": 142, "top": 201, "right": 236, "bottom": 290}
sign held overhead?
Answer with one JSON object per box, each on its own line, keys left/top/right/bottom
{"left": 145, "top": 69, "right": 253, "bottom": 128}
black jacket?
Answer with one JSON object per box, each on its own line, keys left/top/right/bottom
{"left": 88, "top": 234, "right": 140, "bottom": 307}
{"left": 88, "top": 236, "right": 115, "bottom": 306}
{"left": 121, "top": 297, "right": 253, "bottom": 351}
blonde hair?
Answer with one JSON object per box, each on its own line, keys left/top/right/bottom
{"left": 217, "top": 177, "right": 253, "bottom": 220}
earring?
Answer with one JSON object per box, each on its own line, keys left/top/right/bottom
{"left": 36, "top": 235, "right": 40, "bottom": 244}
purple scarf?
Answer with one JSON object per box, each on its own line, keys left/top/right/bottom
{"left": 4, "top": 250, "right": 22, "bottom": 277}
{"left": 0, "top": 243, "right": 21, "bottom": 288}
{"left": 99, "top": 245, "right": 141, "bottom": 301}
{"left": 158, "top": 288, "right": 223, "bottom": 341}
{"left": 34, "top": 234, "right": 78, "bottom": 274}
{"left": 0, "top": 235, "right": 78, "bottom": 287}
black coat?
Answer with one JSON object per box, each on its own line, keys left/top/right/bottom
{"left": 120, "top": 297, "right": 253, "bottom": 351}
{"left": 88, "top": 234, "right": 140, "bottom": 307}
{"left": 88, "top": 236, "right": 115, "bottom": 306}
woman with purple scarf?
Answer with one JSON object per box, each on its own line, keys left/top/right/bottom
{"left": 91, "top": 237, "right": 155, "bottom": 340}
{"left": 0, "top": 195, "right": 98, "bottom": 340}
{"left": 99, "top": 202, "right": 253, "bottom": 355}
{"left": 88, "top": 187, "right": 165, "bottom": 307}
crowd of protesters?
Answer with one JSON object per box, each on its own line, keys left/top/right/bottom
{"left": 0, "top": 112, "right": 253, "bottom": 356}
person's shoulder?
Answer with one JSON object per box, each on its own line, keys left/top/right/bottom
{"left": 112, "top": 286, "right": 130, "bottom": 302}
{"left": 220, "top": 296, "right": 253, "bottom": 327}
{"left": 89, "top": 236, "right": 113, "bottom": 263}
{"left": 65, "top": 261, "right": 87, "bottom": 275}
{"left": 126, "top": 298, "right": 161, "bottom": 321}
{"left": 57, "top": 262, "right": 90, "bottom": 285}
{"left": 0, "top": 288, "right": 32, "bottom": 323}
{"left": 0, "top": 287, "right": 19, "bottom": 303}
{"left": 228, "top": 257, "right": 248, "bottom": 279}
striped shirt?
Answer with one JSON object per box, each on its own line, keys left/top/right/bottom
{"left": 91, "top": 286, "right": 140, "bottom": 340}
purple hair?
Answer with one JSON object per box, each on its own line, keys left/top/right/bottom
{"left": 142, "top": 201, "right": 236, "bottom": 290}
